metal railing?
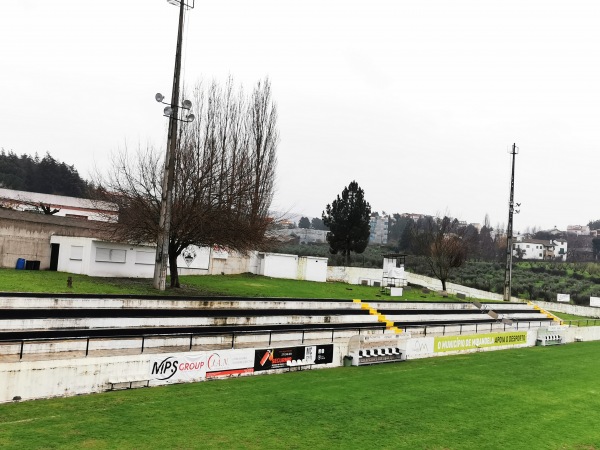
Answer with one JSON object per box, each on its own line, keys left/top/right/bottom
{"left": 563, "top": 319, "right": 600, "bottom": 327}
{"left": 0, "top": 319, "right": 557, "bottom": 361}
{"left": 2, "top": 326, "right": 384, "bottom": 361}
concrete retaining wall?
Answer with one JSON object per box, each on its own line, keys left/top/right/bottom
{"left": 535, "top": 301, "right": 600, "bottom": 318}
{"left": 405, "top": 273, "right": 510, "bottom": 301}
{"left": 326, "top": 267, "right": 510, "bottom": 301}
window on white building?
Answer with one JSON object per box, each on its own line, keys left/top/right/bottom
{"left": 95, "top": 247, "right": 126, "bottom": 263}
{"left": 70, "top": 245, "right": 83, "bottom": 261}
{"left": 135, "top": 251, "right": 155, "bottom": 265}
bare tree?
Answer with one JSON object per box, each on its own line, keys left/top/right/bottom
{"left": 413, "top": 216, "right": 468, "bottom": 291}
{"left": 96, "top": 78, "right": 278, "bottom": 287}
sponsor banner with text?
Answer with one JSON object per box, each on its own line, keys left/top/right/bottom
{"left": 150, "top": 353, "right": 206, "bottom": 383}
{"left": 254, "top": 344, "right": 334, "bottom": 371}
{"left": 205, "top": 349, "right": 255, "bottom": 379}
{"left": 150, "top": 349, "right": 256, "bottom": 382}
{"left": 433, "top": 331, "right": 528, "bottom": 353}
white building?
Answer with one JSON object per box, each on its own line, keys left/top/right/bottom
{"left": 369, "top": 213, "right": 390, "bottom": 244}
{"left": 513, "top": 239, "right": 568, "bottom": 261}
{"left": 567, "top": 225, "right": 590, "bottom": 236}
{"left": 0, "top": 188, "right": 117, "bottom": 222}
{"left": 48, "top": 236, "right": 328, "bottom": 282}
{"left": 270, "top": 227, "right": 328, "bottom": 244}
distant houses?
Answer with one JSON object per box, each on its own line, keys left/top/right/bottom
{"left": 369, "top": 212, "right": 390, "bottom": 244}
{"left": 513, "top": 238, "right": 567, "bottom": 262}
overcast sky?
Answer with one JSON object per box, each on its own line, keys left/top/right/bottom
{"left": 2, "top": 1, "right": 599, "bottom": 232}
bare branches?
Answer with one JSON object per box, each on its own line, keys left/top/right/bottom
{"left": 413, "top": 215, "right": 468, "bottom": 291}
{"left": 97, "top": 78, "right": 278, "bottom": 287}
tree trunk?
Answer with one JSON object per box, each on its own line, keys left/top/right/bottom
{"left": 441, "top": 279, "right": 447, "bottom": 291}
{"left": 169, "top": 251, "right": 180, "bottom": 288}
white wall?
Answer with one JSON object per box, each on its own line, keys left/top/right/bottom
{"left": 327, "top": 266, "right": 383, "bottom": 285}
{"left": 259, "top": 253, "right": 298, "bottom": 279}
{"left": 298, "top": 257, "right": 328, "bottom": 282}
{"left": 534, "top": 301, "right": 600, "bottom": 318}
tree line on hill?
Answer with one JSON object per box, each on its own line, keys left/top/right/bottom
{"left": 0, "top": 150, "right": 91, "bottom": 198}
{"left": 297, "top": 216, "right": 328, "bottom": 230}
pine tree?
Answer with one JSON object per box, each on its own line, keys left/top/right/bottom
{"left": 322, "top": 181, "right": 371, "bottom": 266}
{"left": 298, "top": 217, "right": 311, "bottom": 229}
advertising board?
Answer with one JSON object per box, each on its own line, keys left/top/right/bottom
{"left": 433, "top": 331, "right": 528, "bottom": 353}
{"left": 254, "top": 344, "right": 334, "bottom": 371}
{"left": 149, "top": 349, "right": 255, "bottom": 382}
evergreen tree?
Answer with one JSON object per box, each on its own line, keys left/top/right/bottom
{"left": 0, "top": 150, "right": 90, "bottom": 197}
{"left": 322, "top": 181, "right": 371, "bottom": 266}
{"left": 310, "top": 217, "right": 328, "bottom": 230}
{"left": 298, "top": 216, "right": 311, "bottom": 229}
{"left": 399, "top": 219, "right": 415, "bottom": 253}
{"left": 388, "top": 213, "right": 410, "bottom": 245}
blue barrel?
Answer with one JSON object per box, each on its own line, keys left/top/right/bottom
{"left": 16, "top": 258, "right": 26, "bottom": 270}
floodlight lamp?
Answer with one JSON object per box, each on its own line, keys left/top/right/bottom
{"left": 155, "top": 93, "right": 165, "bottom": 103}
{"left": 164, "top": 106, "right": 173, "bottom": 116}
{"left": 182, "top": 99, "right": 192, "bottom": 109}
{"left": 167, "top": 0, "right": 180, "bottom": 5}
{"left": 186, "top": 114, "right": 195, "bottom": 122}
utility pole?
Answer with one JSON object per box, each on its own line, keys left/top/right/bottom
{"left": 503, "top": 143, "right": 519, "bottom": 301}
{"left": 153, "top": 0, "right": 194, "bottom": 290}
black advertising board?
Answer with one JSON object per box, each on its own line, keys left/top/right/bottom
{"left": 253, "top": 344, "right": 334, "bottom": 372}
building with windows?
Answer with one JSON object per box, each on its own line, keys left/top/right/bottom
{"left": 567, "top": 225, "right": 590, "bottom": 236}
{"left": 513, "top": 239, "right": 567, "bottom": 261}
{"left": 369, "top": 212, "right": 390, "bottom": 244}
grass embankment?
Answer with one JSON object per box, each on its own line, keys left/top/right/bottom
{"left": 553, "top": 311, "right": 600, "bottom": 326}
{"left": 1, "top": 342, "right": 599, "bottom": 449}
{"left": 0, "top": 268, "right": 461, "bottom": 301}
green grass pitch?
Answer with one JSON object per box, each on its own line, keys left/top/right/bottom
{"left": 1, "top": 341, "right": 599, "bottom": 449}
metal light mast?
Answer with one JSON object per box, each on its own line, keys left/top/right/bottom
{"left": 503, "top": 143, "right": 519, "bottom": 301}
{"left": 153, "top": 0, "right": 195, "bottom": 290}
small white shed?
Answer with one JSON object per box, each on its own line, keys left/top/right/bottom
{"left": 297, "top": 256, "right": 328, "bottom": 282}
{"left": 257, "top": 252, "right": 298, "bottom": 279}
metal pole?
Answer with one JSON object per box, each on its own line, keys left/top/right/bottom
{"left": 153, "top": 0, "right": 187, "bottom": 290}
{"left": 504, "top": 143, "right": 518, "bottom": 301}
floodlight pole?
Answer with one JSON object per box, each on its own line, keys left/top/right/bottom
{"left": 153, "top": 0, "right": 190, "bottom": 290}
{"left": 503, "top": 143, "right": 518, "bottom": 301}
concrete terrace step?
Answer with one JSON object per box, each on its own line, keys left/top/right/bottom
{"left": 0, "top": 308, "right": 371, "bottom": 319}
{"left": 0, "top": 295, "right": 361, "bottom": 311}
{"left": 0, "top": 314, "right": 380, "bottom": 332}
{"left": 392, "top": 316, "right": 554, "bottom": 328}
{"left": 0, "top": 321, "right": 388, "bottom": 341}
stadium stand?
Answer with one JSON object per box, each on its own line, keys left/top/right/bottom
{"left": 0, "top": 294, "right": 553, "bottom": 362}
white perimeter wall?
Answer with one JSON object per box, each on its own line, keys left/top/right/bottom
{"left": 327, "top": 267, "right": 509, "bottom": 301}
{"left": 535, "top": 301, "right": 600, "bottom": 318}
{"left": 7, "top": 328, "right": 595, "bottom": 404}
{"left": 327, "top": 266, "right": 383, "bottom": 285}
